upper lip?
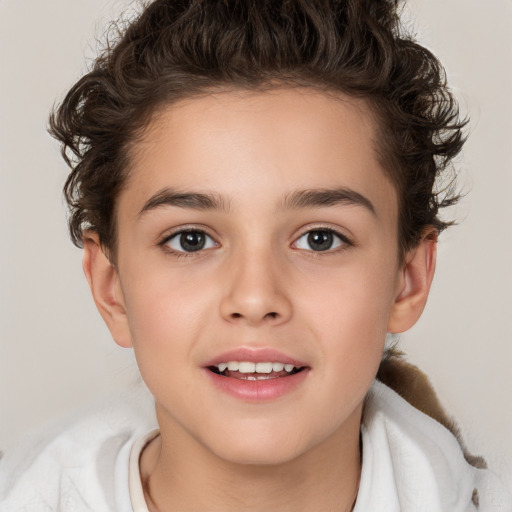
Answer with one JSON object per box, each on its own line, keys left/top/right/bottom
{"left": 203, "top": 347, "right": 308, "bottom": 367}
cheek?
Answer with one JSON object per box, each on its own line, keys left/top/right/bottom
{"left": 120, "top": 263, "right": 222, "bottom": 363}
{"left": 120, "top": 277, "right": 207, "bottom": 404}
{"left": 298, "top": 254, "right": 398, "bottom": 369}
{"left": 303, "top": 256, "right": 397, "bottom": 328}
{"left": 295, "top": 271, "right": 395, "bottom": 433}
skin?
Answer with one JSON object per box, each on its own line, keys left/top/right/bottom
{"left": 83, "top": 88, "right": 436, "bottom": 512}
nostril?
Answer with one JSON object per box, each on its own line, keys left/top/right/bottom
{"left": 229, "top": 311, "right": 278, "bottom": 320}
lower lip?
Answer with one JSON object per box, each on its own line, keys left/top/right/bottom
{"left": 203, "top": 369, "right": 310, "bottom": 402}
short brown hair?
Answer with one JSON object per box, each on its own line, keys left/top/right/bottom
{"left": 49, "top": 0, "right": 466, "bottom": 261}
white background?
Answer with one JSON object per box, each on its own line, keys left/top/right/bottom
{"left": 1, "top": 0, "right": 511, "bottom": 487}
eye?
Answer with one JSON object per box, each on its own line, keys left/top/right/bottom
{"left": 164, "top": 230, "right": 217, "bottom": 253}
{"left": 293, "top": 229, "right": 348, "bottom": 252}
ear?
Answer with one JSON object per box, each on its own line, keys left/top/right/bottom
{"left": 387, "top": 230, "right": 437, "bottom": 334}
{"left": 82, "top": 231, "right": 133, "bottom": 348}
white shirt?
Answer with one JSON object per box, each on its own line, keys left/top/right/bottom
{"left": 129, "top": 429, "right": 159, "bottom": 512}
{"left": 1, "top": 380, "right": 510, "bottom": 511}
{"left": 353, "top": 380, "right": 511, "bottom": 511}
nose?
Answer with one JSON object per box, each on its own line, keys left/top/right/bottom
{"left": 219, "top": 248, "right": 293, "bottom": 326}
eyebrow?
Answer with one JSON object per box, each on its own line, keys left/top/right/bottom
{"left": 279, "top": 187, "right": 376, "bottom": 216}
{"left": 139, "top": 188, "right": 231, "bottom": 217}
{"left": 138, "top": 186, "right": 376, "bottom": 218}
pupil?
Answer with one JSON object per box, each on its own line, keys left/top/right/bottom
{"left": 180, "top": 232, "right": 205, "bottom": 252}
{"left": 308, "top": 231, "right": 333, "bottom": 251}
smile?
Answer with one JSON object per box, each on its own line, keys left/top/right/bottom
{"left": 208, "top": 361, "right": 305, "bottom": 380}
{"left": 204, "top": 350, "right": 310, "bottom": 401}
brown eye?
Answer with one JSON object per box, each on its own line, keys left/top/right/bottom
{"left": 166, "top": 230, "right": 217, "bottom": 252}
{"left": 307, "top": 231, "right": 334, "bottom": 251}
{"left": 294, "top": 229, "right": 348, "bottom": 252}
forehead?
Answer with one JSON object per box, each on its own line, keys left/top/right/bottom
{"left": 122, "top": 88, "right": 397, "bottom": 221}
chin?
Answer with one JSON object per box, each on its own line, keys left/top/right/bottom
{"left": 213, "top": 444, "right": 303, "bottom": 467}
{"left": 204, "top": 426, "right": 315, "bottom": 467}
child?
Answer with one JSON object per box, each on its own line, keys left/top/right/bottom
{"left": 1, "top": 0, "right": 510, "bottom": 510}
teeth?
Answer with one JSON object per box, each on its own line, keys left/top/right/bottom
{"left": 238, "top": 362, "right": 256, "bottom": 373}
{"left": 255, "top": 362, "right": 273, "bottom": 373}
{"left": 216, "top": 361, "right": 299, "bottom": 374}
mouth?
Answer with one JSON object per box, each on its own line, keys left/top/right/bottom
{"left": 208, "top": 361, "right": 306, "bottom": 380}
{"left": 203, "top": 349, "right": 310, "bottom": 401}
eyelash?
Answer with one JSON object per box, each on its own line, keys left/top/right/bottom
{"left": 159, "top": 226, "right": 353, "bottom": 258}
{"left": 159, "top": 228, "right": 219, "bottom": 259}
{"left": 292, "top": 226, "right": 353, "bottom": 255}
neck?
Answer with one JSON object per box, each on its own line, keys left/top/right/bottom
{"left": 140, "top": 405, "right": 362, "bottom": 512}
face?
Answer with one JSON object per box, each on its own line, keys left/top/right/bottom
{"left": 95, "top": 89, "right": 420, "bottom": 466}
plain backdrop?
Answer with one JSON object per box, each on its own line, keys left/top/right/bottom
{"left": 1, "top": 0, "right": 511, "bottom": 488}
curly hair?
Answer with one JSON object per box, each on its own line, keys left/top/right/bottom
{"left": 49, "top": 0, "right": 467, "bottom": 262}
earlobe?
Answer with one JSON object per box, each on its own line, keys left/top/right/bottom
{"left": 82, "top": 232, "right": 133, "bottom": 348}
{"left": 387, "top": 230, "right": 437, "bottom": 334}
